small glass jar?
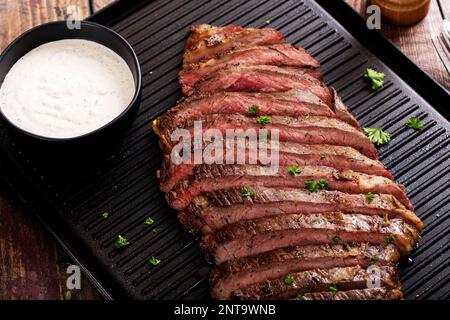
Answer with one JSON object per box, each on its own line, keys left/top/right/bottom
{"left": 369, "top": 0, "right": 431, "bottom": 25}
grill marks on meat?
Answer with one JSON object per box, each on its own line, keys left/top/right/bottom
{"left": 191, "top": 65, "right": 331, "bottom": 104}
{"left": 179, "top": 45, "right": 320, "bottom": 94}
{"left": 158, "top": 142, "right": 393, "bottom": 193}
{"left": 298, "top": 288, "right": 403, "bottom": 300}
{"left": 159, "top": 114, "right": 378, "bottom": 159}
{"left": 233, "top": 265, "right": 400, "bottom": 300}
{"left": 151, "top": 89, "right": 361, "bottom": 137}
{"left": 167, "top": 165, "right": 412, "bottom": 210}
{"left": 199, "top": 212, "right": 418, "bottom": 264}
{"left": 183, "top": 24, "right": 285, "bottom": 65}
{"left": 179, "top": 187, "right": 422, "bottom": 234}
{"left": 210, "top": 243, "right": 400, "bottom": 299}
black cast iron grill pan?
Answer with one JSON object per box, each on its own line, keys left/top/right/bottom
{"left": 0, "top": 0, "right": 448, "bottom": 299}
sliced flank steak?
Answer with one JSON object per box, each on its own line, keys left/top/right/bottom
{"left": 232, "top": 265, "right": 400, "bottom": 300}
{"left": 151, "top": 89, "right": 361, "bottom": 137}
{"left": 166, "top": 164, "right": 412, "bottom": 210}
{"left": 158, "top": 142, "right": 393, "bottom": 192}
{"left": 183, "top": 24, "right": 285, "bottom": 65}
{"left": 158, "top": 114, "right": 378, "bottom": 158}
{"left": 179, "top": 44, "right": 320, "bottom": 94}
{"left": 210, "top": 243, "right": 400, "bottom": 299}
{"left": 191, "top": 64, "right": 330, "bottom": 103}
{"left": 199, "top": 212, "right": 418, "bottom": 263}
{"left": 179, "top": 187, "right": 422, "bottom": 233}
{"left": 297, "top": 288, "right": 403, "bottom": 300}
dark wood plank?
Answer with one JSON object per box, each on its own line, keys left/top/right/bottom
{"left": 346, "top": 0, "right": 450, "bottom": 91}
{"left": 0, "top": 0, "right": 103, "bottom": 300}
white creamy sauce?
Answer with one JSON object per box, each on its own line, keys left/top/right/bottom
{"left": 0, "top": 39, "right": 135, "bottom": 138}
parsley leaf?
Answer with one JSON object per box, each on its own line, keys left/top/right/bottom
{"left": 284, "top": 275, "right": 294, "bottom": 285}
{"left": 371, "top": 255, "right": 379, "bottom": 263}
{"left": 152, "top": 227, "right": 161, "bottom": 234}
{"left": 256, "top": 116, "right": 272, "bottom": 125}
{"left": 366, "top": 192, "right": 375, "bottom": 201}
{"left": 329, "top": 282, "right": 338, "bottom": 295}
{"left": 363, "top": 127, "right": 391, "bottom": 146}
{"left": 406, "top": 117, "right": 424, "bottom": 130}
{"left": 242, "top": 186, "right": 256, "bottom": 198}
{"left": 318, "top": 178, "right": 328, "bottom": 189}
{"left": 331, "top": 235, "right": 340, "bottom": 244}
{"left": 144, "top": 217, "right": 154, "bottom": 226}
{"left": 320, "top": 154, "right": 326, "bottom": 160}
{"left": 248, "top": 104, "right": 260, "bottom": 115}
{"left": 288, "top": 166, "right": 301, "bottom": 176}
{"left": 149, "top": 256, "right": 161, "bottom": 266}
{"left": 64, "top": 290, "right": 72, "bottom": 300}
{"left": 364, "top": 68, "right": 385, "bottom": 90}
{"left": 115, "top": 235, "right": 130, "bottom": 248}
{"left": 102, "top": 212, "right": 109, "bottom": 219}
{"left": 386, "top": 234, "right": 395, "bottom": 243}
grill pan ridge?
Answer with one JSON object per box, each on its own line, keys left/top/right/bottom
{"left": 0, "top": 0, "right": 449, "bottom": 299}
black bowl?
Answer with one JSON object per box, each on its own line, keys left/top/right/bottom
{"left": 0, "top": 20, "right": 142, "bottom": 148}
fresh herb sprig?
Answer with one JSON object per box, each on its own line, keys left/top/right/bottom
{"left": 364, "top": 68, "right": 385, "bottom": 90}
{"left": 363, "top": 127, "right": 391, "bottom": 146}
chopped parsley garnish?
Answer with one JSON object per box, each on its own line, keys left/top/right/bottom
{"left": 385, "top": 234, "right": 395, "bottom": 243}
{"left": 144, "top": 217, "right": 154, "bottom": 226}
{"left": 242, "top": 186, "right": 256, "bottom": 198}
{"left": 305, "top": 179, "right": 328, "bottom": 192}
{"left": 152, "top": 227, "right": 162, "bottom": 234}
{"left": 320, "top": 154, "right": 326, "bottom": 160}
{"left": 318, "top": 178, "right": 328, "bottom": 189}
{"left": 256, "top": 115, "right": 272, "bottom": 125}
{"left": 64, "top": 290, "right": 72, "bottom": 300}
{"left": 364, "top": 68, "right": 385, "bottom": 90}
{"left": 288, "top": 165, "right": 301, "bottom": 176}
{"left": 284, "top": 275, "right": 294, "bottom": 285}
{"left": 102, "top": 212, "right": 109, "bottom": 219}
{"left": 305, "top": 180, "right": 319, "bottom": 192}
{"left": 248, "top": 104, "right": 260, "bottom": 115}
{"left": 371, "top": 255, "right": 379, "bottom": 263}
{"left": 366, "top": 192, "right": 375, "bottom": 201}
{"left": 115, "top": 235, "right": 130, "bottom": 248}
{"left": 331, "top": 235, "right": 341, "bottom": 244}
{"left": 363, "top": 127, "right": 391, "bottom": 146}
{"left": 329, "top": 282, "right": 338, "bottom": 295}
{"left": 406, "top": 117, "right": 424, "bottom": 130}
{"left": 149, "top": 256, "right": 161, "bottom": 266}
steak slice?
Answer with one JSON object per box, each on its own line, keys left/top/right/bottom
{"left": 298, "top": 288, "right": 403, "bottom": 300}
{"left": 158, "top": 142, "right": 393, "bottom": 192}
{"left": 183, "top": 24, "right": 285, "bottom": 65}
{"left": 179, "top": 44, "right": 320, "bottom": 94}
{"left": 331, "top": 88, "right": 360, "bottom": 129}
{"left": 167, "top": 165, "right": 411, "bottom": 210}
{"left": 232, "top": 265, "right": 400, "bottom": 300}
{"left": 191, "top": 64, "right": 330, "bottom": 103}
{"left": 158, "top": 114, "right": 378, "bottom": 159}
{"left": 179, "top": 188, "right": 422, "bottom": 233}
{"left": 211, "top": 243, "right": 400, "bottom": 299}
{"left": 199, "top": 212, "right": 418, "bottom": 263}
{"left": 151, "top": 89, "right": 361, "bottom": 137}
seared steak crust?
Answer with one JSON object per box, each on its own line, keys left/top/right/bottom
{"left": 191, "top": 64, "right": 330, "bottom": 103}
{"left": 167, "top": 164, "right": 411, "bottom": 210}
{"left": 180, "top": 44, "right": 320, "bottom": 94}
{"left": 298, "top": 288, "right": 403, "bottom": 300}
{"left": 180, "top": 188, "right": 422, "bottom": 233}
{"left": 232, "top": 265, "right": 400, "bottom": 300}
{"left": 183, "top": 24, "right": 285, "bottom": 65}
{"left": 158, "top": 114, "right": 378, "bottom": 158}
{"left": 159, "top": 142, "right": 393, "bottom": 192}
{"left": 199, "top": 212, "right": 418, "bottom": 263}
{"left": 211, "top": 243, "right": 400, "bottom": 299}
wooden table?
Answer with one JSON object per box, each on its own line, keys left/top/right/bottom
{"left": 0, "top": 0, "right": 449, "bottom": 300}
